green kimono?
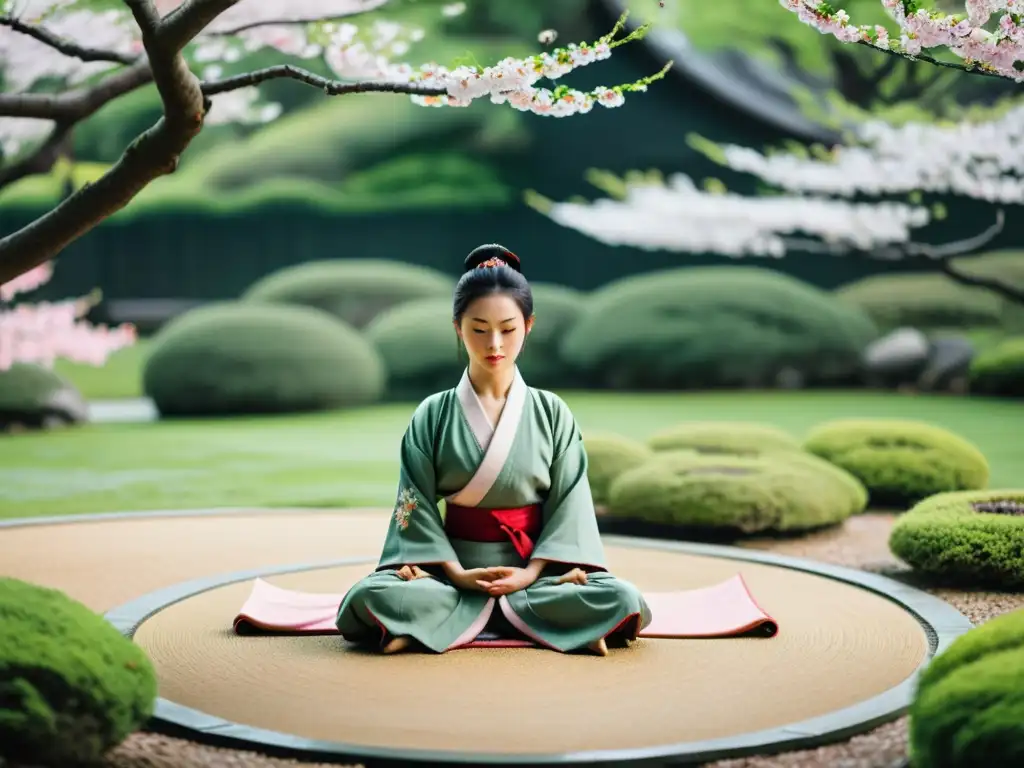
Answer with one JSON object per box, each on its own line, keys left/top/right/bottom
{"left": 335, "top": 367, "right": 652, "bottom": 653}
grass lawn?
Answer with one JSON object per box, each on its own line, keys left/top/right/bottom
{"left": 52, "top": 341, "right": 150, "bottom": 400}
{"left": 1, "top": 390, "right": 1021, "bottom": 520}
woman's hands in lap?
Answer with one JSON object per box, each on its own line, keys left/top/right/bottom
{"left": 555, "top": 567, "right": 588, "bottom": 586}
{"left": 397, "top": 564, "right": 589, "bottom": 594}
{"left": 395, "top": 565, "right": 433, "bottom": 581}
{"left": 483, "top": 566, "right": 538, "bottom": 596}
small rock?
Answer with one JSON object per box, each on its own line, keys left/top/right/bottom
{"left": 918, "top": 335, "right": 975, "bottom": 392}
{"left": 862, "top": 328, "right": 930, "bottom": 388}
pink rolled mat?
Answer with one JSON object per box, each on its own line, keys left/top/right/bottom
{"left": 231, "top": 573, "right": 778, "bottom": 646}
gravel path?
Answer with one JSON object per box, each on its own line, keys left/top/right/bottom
{"left": 91, "top": 513, "right": 1021, "bottom": 768}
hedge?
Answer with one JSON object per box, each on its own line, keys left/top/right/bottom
{"left": 889, "top": 490, "right": 1024, "bottom": 588}
{"left": 647, "top": 421, "right": 801, "bottom": 455}
{"left": 969, "top": 336, "right": 1024, "bottom": 397}
{"left": 908, "top": 608, "right": 1024, "bottom": 767}
{"left": 364, "top": 297, "right": 463, "bottom": 401}
{"left": 242, "top": 259, "right": 453, "bottom": 329}
{"left": 143, "top": 302, "right": 385, "bottom": 416}
{"left": 606, "top": 451, "right": 860, "bottom": 534}
{"left": 560, "top": 266, "right": 879, "bottom": 389}
{"left": 0, "top": 578, "right": 157, "bottom": 766}
{"left": 803, "top": 419, "right": 990, "bottom": 508}
{"left": 835, "top": 273, "right": 1006, "bottom": 331}
{"left": 835, "top": 252, "right": 1024, "bottom": 333}
{"left": 582, "top": 432, "right": 654, "bottom": 505}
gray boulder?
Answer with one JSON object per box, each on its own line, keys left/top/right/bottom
{"left": 862, "top": 327, "right": 930, "bottom": 387}
{"left": 918, "top": 335, "right": 976, "bottom": 393}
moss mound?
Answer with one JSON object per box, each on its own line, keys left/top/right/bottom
{"left": 560, "top": 266, "right": 878, "bottom": 389}
{"left": 969, "top": 336, "right": 1024, "bottom": 397}
{"left": 803, "top": 419, "right": 990, "bottom": 508}
{"left": 606, "top": 451, "right": 861, "bottom": 534}
{"left": 242, "top": 259, "right": 453, "bottom": 329}
{"left": 908, "top": 608, "right": 1024, "bottom": 767}
{"left": 143, "top": 302, "right": 385, "bottom": 416}
{"left": 516, "top": 283, "right": 585, "bottom": 388}
{"left": 0, "top": 364, "right": 88, "bottom": 431}
{"left": 0, "top": 578, "right": 157, "bottom": 766}
{"left": 889, "top": 490, "right": 1024, "bottom": 588}
{"left": 364, "top": 297, "right": 462, "bottom": 401}
{"left": 582, "top": 432, "right": 654, "bottom": 505}
{"left": 648, "top": 421, "right": 801, "bottom": 455}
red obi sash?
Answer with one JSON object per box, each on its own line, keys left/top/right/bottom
{"left": 444, "top": 503, "right": 542, "bottom": 560}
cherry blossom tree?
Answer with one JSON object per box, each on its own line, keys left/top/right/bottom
{"left": 0, "top": 0, "right": 668, "bottom": 371}
{"left": 527, "top": 100, "right": 1024, "bottom": 304}
{"left": 0, "top": 1, "right": 667, "bottom": 284}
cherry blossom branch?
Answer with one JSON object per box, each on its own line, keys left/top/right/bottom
{"left": 780, "top": 0, "right": 1024, "bottom": 83}
{"left": 938, "top": 263, "right": 1024, "bottom": 305}
{"left": 888, "top": 210, "right": 1024, "bottom": 305}
{"left": 0, "top": 59, "right": 154, "bottom": 120}
{"left": 531, "top": 172, "right": 1024, "bottom": 305}
{"left": 161, "top": 0, "right": 249, "bottom": 52}
{"left": 0, "top": 6, "right": 663, "bottom": 284}
{"left": 0, "top": 13, "right": 137, "bottom": 64}
{"left": 0, "top": 0, "right": 206, "bottom": 284}
{"left": 201, "top": 63, "right": 445, "bottom": 96}
{"left": 852, "top": 39, "right": 1010, "bottom": 80}
{"left": 780, "top": 212, "right": 1024, "bottom": 304}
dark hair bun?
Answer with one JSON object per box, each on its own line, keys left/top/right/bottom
{"left": 463, "top": 243, "right": 522, "bottom": 274}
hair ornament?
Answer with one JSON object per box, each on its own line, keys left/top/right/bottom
{"left": 478, "top": 257, "right": 507, "bottom": 269}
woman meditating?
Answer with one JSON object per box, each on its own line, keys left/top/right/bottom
{"left": 335, "top": 244, "right": 651, "bottom": 656}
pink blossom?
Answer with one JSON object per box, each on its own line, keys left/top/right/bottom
{"left": 779, "top": 0, "right": 1024, "bottom": 82}
{"left": 0, "top": 262, "right": 136, "bottom": 371}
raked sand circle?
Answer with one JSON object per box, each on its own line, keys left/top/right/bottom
{"left": 0, "top": 508, "right": 972, "bottom": 765}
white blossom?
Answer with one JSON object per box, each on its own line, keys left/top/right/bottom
{"left": 205, "top": 87, "right": 282, "bottom": 126}
{"left": 537, "top": 173, "right": 931, "bottom": 258}
{"left": 710, "top": 105, "right": 1024, "bottom": 204}
{"left": 0, "top": 116, "right": 54, "bottom": 156}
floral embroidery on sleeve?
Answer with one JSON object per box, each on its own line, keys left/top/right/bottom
{"left": 394, "top": 487, "right": 418, "bottom": 531}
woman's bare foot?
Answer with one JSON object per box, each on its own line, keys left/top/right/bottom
{"left": 381, "top": 635, "right": 412, "bottom": 654}
{"left": 587, "top": 637, "right": 608, "bottom": 656}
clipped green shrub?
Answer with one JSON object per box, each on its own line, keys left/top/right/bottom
{"left": 582, "top": 432, "right": 654, "bottom": 505}
{"left": 364, "top": 297, "right": 462, "bottom": 401}
{"left": 889, "top": 490, "right": 1024, "bottom": 588}
{"left": 560, "top": 266, "right": 879, "bottom": 390}
{"left": 803, "top": 419, "right": 990, "bottom": 508}
{"left": 649, "top": 448, "right": 867, "bottom": 519}
{"left": 242, "top": 259, "right": 453, "bottom": 329}
{"left": 969, "top": 336, "right": 1024, "bottom": 397}
{"left": 142, "top": 302, "right": 385, "bottom": 416}
{"left": 0, "top": 578, "right": 157, "bottom": 766}
{"left": 836, "top": 273, "right": 1005, "bottom": 331}
{"left": 516, "top": 283, "right": 586, "bottom": 388}
{"left": 606, "top": 452, "right": 860, "bottom": 534}
{"left": 0, "top": 364, "right": 88, "bottom": 431}
{"left": 648, "top": 421, "right": 801, "bottom": 455}
{"left": 835, "top": 252, "right": 1024, "bottom": 333}
{"left": 908, "top": 608, "right": 1024, "bottom": 767}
